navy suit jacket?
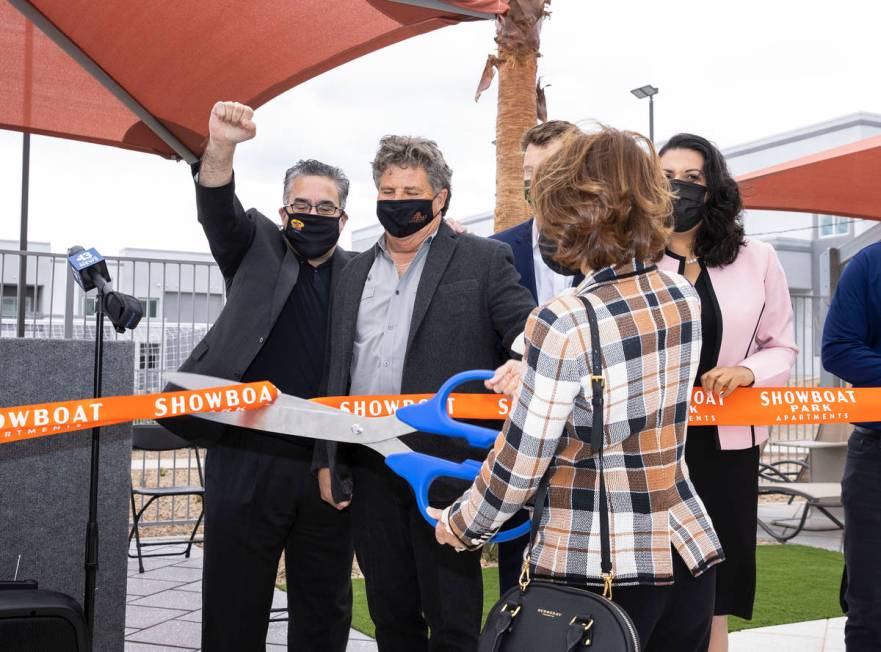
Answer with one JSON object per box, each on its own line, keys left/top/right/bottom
{"left": 491, "top": 218, "right": 583, "bottom": 303}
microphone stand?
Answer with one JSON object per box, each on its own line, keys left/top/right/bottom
{"left": 83, "top": 291, "right": 105, "bottom": 640}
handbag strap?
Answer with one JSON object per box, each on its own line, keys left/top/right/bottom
{"left": 521, "top": 295, "right": 613, "bottom": 595}
{"left": 580, "top": 296, "right": 614, "bottom": 588}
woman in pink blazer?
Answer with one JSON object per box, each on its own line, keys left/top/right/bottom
{"left": 658, "top": 133, "right": 798, "bottom": 652}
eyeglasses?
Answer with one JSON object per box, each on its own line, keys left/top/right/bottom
{"left": 284, "top": 199, "right": 343, "bottom": 217}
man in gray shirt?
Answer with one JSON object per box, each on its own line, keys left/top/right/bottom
{"left": 316, "top": 135, "right": 535, "bottom": 651}
{"left": 348, "top": 229, "right": 434, "bottom": 397}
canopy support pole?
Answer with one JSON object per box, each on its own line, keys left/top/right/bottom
{"left": 391, "top": 0, "right": 501, "bottom": 20}
{"left": 9, "top": 0, "right": 198, "bottom": 164}
{"left": 16, "top": 132, "right": 29, "bottom": 338}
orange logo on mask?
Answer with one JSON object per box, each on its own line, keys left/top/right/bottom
{"left": 290, "top": 219, "right": 305, "bottom": 231}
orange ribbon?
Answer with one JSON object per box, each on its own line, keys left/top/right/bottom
{"left": 0, "top": 381, "right": 278, "bottom": 445}
{"left": 2, "top": 384, "right": 877, "bottom": 448}
{"left": 313, "top": 386, "right": 881, "bottom": 427}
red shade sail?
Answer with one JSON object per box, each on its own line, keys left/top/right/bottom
{"left": 0, "top": 0, "right": 506, "bottom": 162}
{"left": 738, "top": 134, "right": 881, "bottom": 221}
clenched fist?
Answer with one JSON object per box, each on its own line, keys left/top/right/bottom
{"left": 208, "top": 101, "right": 256, "bottom": 146}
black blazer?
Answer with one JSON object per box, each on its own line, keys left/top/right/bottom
{"left": 162, "top": 178, "right": 354, "bottom": 445}
{"left": 319, "top": 221, "right": 536, "bottom": 501}
{"left": 492, "top": 218, "right": 583, "bottom": 303}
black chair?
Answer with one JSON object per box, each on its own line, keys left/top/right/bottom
{"left": 128, "top": 424, "right": 205, "bottom": 573}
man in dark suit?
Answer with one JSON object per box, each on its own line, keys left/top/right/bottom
{"left": 490, "top": 120, "right": 583, "bottom": 596}
{"left": 167, "top": 101, "right": 355, "bottom": 652}
{"left": 315, "top": 135, "right": 535, "bottom": 651}
{"left": 492, "top": 120, "right": 582, "bottom": 303}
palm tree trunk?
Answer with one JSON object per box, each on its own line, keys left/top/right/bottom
{"left": 490, "top": 0, "right": 548, "bottom": 233}
{"left": 493, "top": 48, "right": 537, "bottom": 232}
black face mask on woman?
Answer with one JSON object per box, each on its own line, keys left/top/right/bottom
{"left": 376, "top": 194, "right": 442, "bottom": 238}
{"left": 537, "top": 231, "right": 580, "bottom": 277}
{"left": 283, "top": 211, "right": 342, "bottom": 260}
{"left": 670, "top": 179, "right": 707, "bottom": 233}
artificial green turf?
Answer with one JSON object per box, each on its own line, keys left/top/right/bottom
{"left": 345, "top": 544, "right": 844, "bottom": 639}
{"left": 728, "top": 544, "right": 844, "bottom": 632}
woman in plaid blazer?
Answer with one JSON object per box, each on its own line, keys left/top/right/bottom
{"left": 432, "top": 126, "right": 724, "bottom": 651}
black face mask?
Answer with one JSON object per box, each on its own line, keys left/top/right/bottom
{"left": 283, "top": 211, "right": 342, "bottom": 260}
{"left": 537, "top": 231, "right": 580, "bottom": 277}
{"left": 524, "top": 179, "right": 532, "bottom": 203}
{"left": 670, "top": 179, "right": 707, "bottom": 233}
{"left": 376, "top": 196, "right": 440, "bottom": 238}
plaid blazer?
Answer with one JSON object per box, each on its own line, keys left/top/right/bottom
{"left": 447, "top": 259, "right": 724, "bottom": 587}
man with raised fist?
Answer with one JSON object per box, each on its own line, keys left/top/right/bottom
{"left": 167, "top": 101, "right": 355, "bottom": 651}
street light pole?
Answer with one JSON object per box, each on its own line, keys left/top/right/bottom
{"left": 630, "top": 85, "right": 659, "bottom": 144}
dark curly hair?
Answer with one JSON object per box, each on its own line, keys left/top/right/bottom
{"left": 659, "top": 133, "right": 745, "bottom": 267}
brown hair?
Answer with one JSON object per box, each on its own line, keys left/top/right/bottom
{"left": 531, "top": 126, "right": 673, "bottom": 271}
{"left": 521, "top": 120, "right": 576, "bottom": 150}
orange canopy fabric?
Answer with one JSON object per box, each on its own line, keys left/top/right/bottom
{"left": 1, "top": 0, "right": 506, "bottom": 161}
{"left": 738, "top": 134, "right": 881, "bottom": 221}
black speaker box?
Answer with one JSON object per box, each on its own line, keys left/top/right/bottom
{"left": 0, "top": 589, "right": 89, "bottom": 651}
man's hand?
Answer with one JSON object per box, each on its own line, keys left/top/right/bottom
{"left": 318, "top": 468, "right": 351, "bottom": 511}
{"left": 198, "top": 101, "right": 256, "bottom": 188}
{"left": 485, "top": 359, "right": 525, "bottom": 400}
{"left": 444, "top": 217, "right": 470, "bottom": 235}
{"left": 700, "top": 365, "right": 755, "bottom": 399}
{"left": 208, "top": 101, "right": 256, "bottom": 146}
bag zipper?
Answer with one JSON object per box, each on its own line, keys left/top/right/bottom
{"left": 606, "top": 598, "right": 640, "bottom": 652}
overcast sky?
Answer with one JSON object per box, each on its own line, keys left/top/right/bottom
{"left": 2, "top": 0, "right": 880, "bottom": 255}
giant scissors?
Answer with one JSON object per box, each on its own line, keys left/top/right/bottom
{"left": 165, "top": 369, "right": 530, "bottom": 543}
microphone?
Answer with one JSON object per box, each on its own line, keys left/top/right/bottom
{"left": 67, "top": 246, "right": 111, "bottom": 293}
{"left": 67, "top": 245, "right": 144, "bottom": 334}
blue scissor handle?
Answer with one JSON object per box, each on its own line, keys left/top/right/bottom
{"left": 385, "top": 451, "right": 531, "bottom": 544}
{"left": 395, "top": 369, "right": 501, "bottom": 449}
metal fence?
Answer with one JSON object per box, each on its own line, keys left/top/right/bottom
{"left": 2, "top": 248, "right": 832, "bottom": 526}
{"left": 769, "top": 293, "right": 829, "bottom": 443}
{"left": 1, "top": 248, "right": 225, "bottom": 529}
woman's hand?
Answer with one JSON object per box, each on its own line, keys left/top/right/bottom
{"left": 700, "top": 365, "right": 755, "bottom": 399}
{"left": 427, "top": 507, "right": 466, "bottom": 550}
{"left": 485, "top": 359, "right": 525, "bottom": 400}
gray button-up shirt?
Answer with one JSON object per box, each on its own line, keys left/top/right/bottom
{"left": 349, "top": 231, "right": 436, "bottom": 395}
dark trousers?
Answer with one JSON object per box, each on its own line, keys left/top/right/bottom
{"left": 842, "top": 429, "right": 881, "bottom": 651}
{"left": 497, "top": 510, "right": 529, "bottom": 595}
{"left": 598, "top": 550, "right": 716, "bottom": 652}
{"left": 350, "top": 450, "right": 483, "bottom": 652}
{"left": 202, "top": 434, "right": 354, "bottom": 652}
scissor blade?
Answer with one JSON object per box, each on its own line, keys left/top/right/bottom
{"left": 164, "top": 372, "right": 414, "bottom": 444}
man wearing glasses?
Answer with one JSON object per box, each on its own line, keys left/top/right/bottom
{"left": 170, "top": 101, "right": 354, "bottom": 651}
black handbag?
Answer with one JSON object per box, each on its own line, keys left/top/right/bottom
{"left": 479, "top": 297, "right": 640, "bottom": 652}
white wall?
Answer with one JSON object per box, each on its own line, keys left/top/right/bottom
{"left": 775, "top": 248, "right": 813, "bottom": 292}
